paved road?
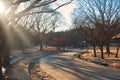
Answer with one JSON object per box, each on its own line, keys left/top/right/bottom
{"left": 8, "top": 48, "right": 58, "bottom": 80}
{"left": 40, "top": 52, "right": 120, "bottom": 80}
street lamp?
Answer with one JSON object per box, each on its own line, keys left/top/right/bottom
{"left": 83, "top": 41, "right": 86, "bottom": 43}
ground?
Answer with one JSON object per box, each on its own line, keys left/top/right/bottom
{"left": 80, "top": 46, "right": 120, "bottom": 69}
{"left": 40, "top": 52, "right": 120, "bottom": 80}
{"left": 5, "top": 46, "right": 120, "bottom": 80}
{"left": 6, "top": 47, "right": 62, "bottom": 80}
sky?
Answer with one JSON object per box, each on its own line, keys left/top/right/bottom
{"left": 0, "top": 0, "right": 77, "bottom": 32}
{"left": 17, "top": 0, "right": 77, "bottom": 32}
{"left": 57, "top": 1, "right": 77, "bottom": 25}
{"left": 55, "top": 0, "right": 77, "bottom": 31}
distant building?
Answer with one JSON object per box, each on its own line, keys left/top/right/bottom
{"left": 112, "top": 34, "right": 120, "bottom": 45}
{"left": 112, "top": 34, "right": 120, "bottom": 39}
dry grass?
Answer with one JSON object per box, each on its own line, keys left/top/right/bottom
{"left": 80, "top": 46, "right": 120, "bottom": 69}
{"left": 86, "top": 46, "right": 120, "bottom": 58}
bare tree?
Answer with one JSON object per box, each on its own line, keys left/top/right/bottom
{"left": 72, "top": 0, "right": 120, "bottom": 59}
{"left": 0, "top": 17, "right": 6, "bottom": 79}
{"left": 18, "top": 6, "right": 63, "bottom": 50}
{"left": 0, "top": 0, "right": 73, "bottom": 78}
{"left": 113, "top": 34, "right": 120, "bottom": 58}
{"left": 17, "top": 14, "right": 35, "bottom": 53}
{"left": 29, "top": 11, "right": 61, "bottom": 50}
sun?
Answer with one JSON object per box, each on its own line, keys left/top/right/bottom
{"left": 0, "top": 1, "right": 5, "bottom": 13}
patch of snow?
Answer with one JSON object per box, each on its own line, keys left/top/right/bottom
{"left": 10, "top": 57, "right": 23, "bottom": 64}
{"left": 2, "top": 67, "right": 6, "bottom": 75}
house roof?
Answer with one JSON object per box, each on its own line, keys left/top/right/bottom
{"left": 112, "top": 34, "right": 120, "bottom": 39}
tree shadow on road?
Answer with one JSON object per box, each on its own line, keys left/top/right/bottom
{"left": 44, "top": 55, "right": 120, "bottom": 80}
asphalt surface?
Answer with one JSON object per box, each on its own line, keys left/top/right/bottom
{"left": 8, "top": 48, "right": 57, "bottom": 80}
{"left": 40, "top": 52, "right": 120, "bottom": 80}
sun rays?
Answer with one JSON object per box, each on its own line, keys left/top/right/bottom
{"left": 0, "top": 1, "right": 5, "bottom": 14}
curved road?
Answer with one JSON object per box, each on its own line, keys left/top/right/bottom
{"left": 8, "top": 48, "right": 58, "bottom": 80}
{"left": 40, "top": 52, "right": 120, "bottom": 80}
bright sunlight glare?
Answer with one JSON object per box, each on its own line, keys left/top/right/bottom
{"left": 0, "top": 1, "right": 5, "bottom": 13}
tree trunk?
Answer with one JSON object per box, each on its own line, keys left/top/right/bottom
{"left": 0, "top": 21, "right": 5, "bottom": 80}
{"left": 0, "top": 50, "right": 3, "bottom": 80}
{"left": 0, "top": 39, "right": 4, "bottom": 79}
{"left": 22, "top": 43, "right": 25, "bottom": 54}
{"left": 22, "top": 46, "right": 25, "bottom": 53}
{"left": 57, "top": 47, "right": 60, "bottom": 50}
{"left": 45, "top": 44, "right": 47, "bottom": 48}
{"left": 3, "top": 27, "right": 11, "bottom": 67}
{"left": 93, "top": 45, "right": 97, "bottom": 57}
{"left": 40, "top": 41, "right": 43, "bottom": 50}
{"left": 115, "top": 43, "right": 120, "bottom": 58}
{"left": 3, "top": 46, "right": 10, "bottom": 67}
{"left": 106, "top": 44, "right": 110, "bottom": 57}
{"left": 100, "top": 46, "right": 104, "bottom": 59}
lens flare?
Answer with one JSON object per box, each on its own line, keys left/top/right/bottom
{"left": 0, "top": 1, "right": 5, "bottom": 13}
